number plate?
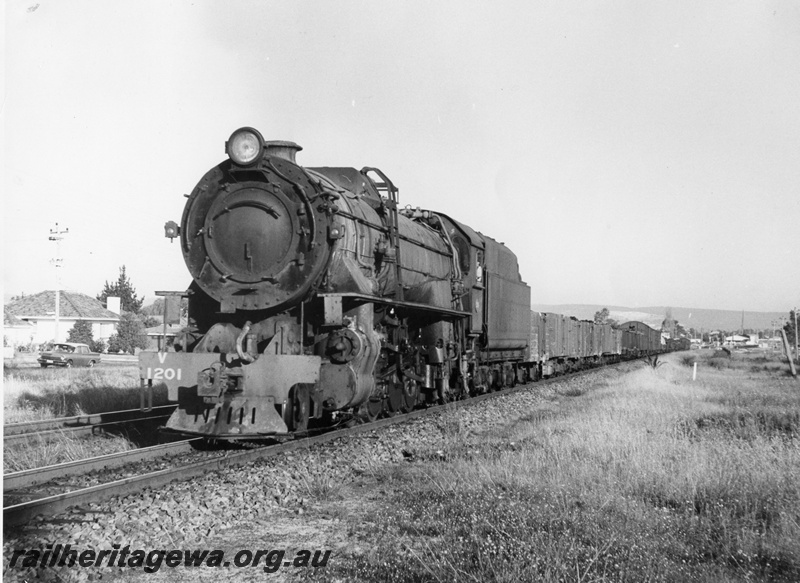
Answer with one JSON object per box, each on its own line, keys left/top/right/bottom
{"left": 145, "top": 367, "right": 183, "bottom": 381}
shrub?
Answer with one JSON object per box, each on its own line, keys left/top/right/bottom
{"left": 707, "top": 357, "right": 730, "bottom": 370}
{"left": 107, "top": 312, "right": 149, "bottom": 354}
{"left": 644, "top": 354, "right": 665, "bottom": 369}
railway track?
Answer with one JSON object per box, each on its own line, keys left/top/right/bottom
{"left": 3, "top": 439, "right": 199, "bottom": 492}
{"left": 3, "top": 363, "right": 626, "bottom": 528}
{"left": 3, "top": 405, "right": 176, "bottom": 444}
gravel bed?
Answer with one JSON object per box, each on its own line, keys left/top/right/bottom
{"left": 3, "top": 362, "right": 636, "bottom": 583}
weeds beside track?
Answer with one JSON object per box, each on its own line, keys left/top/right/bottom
{"left": 326, "top": 350, "right": 800, "bottom": 582}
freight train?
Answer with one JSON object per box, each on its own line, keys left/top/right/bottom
{"left": 140, "top": 127, "right": 674, "bottom": 439}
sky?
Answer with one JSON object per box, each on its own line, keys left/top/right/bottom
{"left": 3, "top": 0, "right": 799, "bottom": 313}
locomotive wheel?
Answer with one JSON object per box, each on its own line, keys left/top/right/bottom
{"left": 491, "top": 369, "right": 501, "bottom": 391}
{"left": 286, "top": 384, "right": 310, "bottom": 432}
{"left": 401, "top": 378, "right": 420, "bottom": 412}
{"left": 386, "top": 380, "right": 404, "bottom": 416}
{"left": 505, "top": 367, "right": 516, "bottom": 388}
{"left": 360, "top": 397, "right": 383, "bottom": 422}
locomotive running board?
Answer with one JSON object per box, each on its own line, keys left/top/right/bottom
{"left": 318, "top": 292, "right": 470, "bottom": 319}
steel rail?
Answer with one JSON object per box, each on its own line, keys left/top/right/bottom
{"left": 3, "top": 363, "right": 627, "bottom": 527}
{"left": 3, "top": 439, "right": 199, "bottom": 492}
{"left": 3, "top": 414, "right": 174, "bottom": 446}
{"left": 4, "top": 405, "right": 177, "bottom": 436}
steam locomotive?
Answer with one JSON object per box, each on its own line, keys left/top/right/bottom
{"left": 140, "top": 127, "right": 668, "bottom": 439}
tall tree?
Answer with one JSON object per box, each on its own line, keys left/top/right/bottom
{"left": 66, "top": 320, "right": 105, "bottom": 352}
{"left": 97, "top": 266, "right": 144, "bottom": 314}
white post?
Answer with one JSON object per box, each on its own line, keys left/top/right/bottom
{"left": 781, "top": 329, "right": 798, "bottom": 379}
{"left": 49, "top": 223, "right": 69, "bottom": 343}
{"left": 794, "top": 307, "right": 798, "bottom": 367}
{"left": 692, "top": 362, "right": 697, "bottom": 381}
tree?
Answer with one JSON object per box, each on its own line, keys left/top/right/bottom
{"left": 66, "top": 320, "right": 93, "bottom": 344}
{"left": 97, "top": 266, "right": 144, "bottom": 314}
{"left": 106, "top": 312, "right": 149, "bottom": 354}
{"left": 66, "top": 320, "right": 106, "bottom": 353}
{"left": 593, "top": 307, "right": 618, "bottom": 328}
{"left": 784, "top": 310, "right": 798, "bottom": 346}
{"left": 662, "top": 307, "right": 676, "bottom": 338}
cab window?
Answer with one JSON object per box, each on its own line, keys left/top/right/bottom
{"left": 453, "top": 236, "right": 470, "bottom": 275}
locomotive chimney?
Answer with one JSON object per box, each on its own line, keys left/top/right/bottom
{"left": 264, "top": 141, "right": 302, "bottom": 163}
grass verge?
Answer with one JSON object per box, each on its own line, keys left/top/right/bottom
{"left": 3, "top": 365, "right": 169, "bottom": 472}
{"left": 323, "top": 352, "right": 800, "bottom": 582}
{"left": 3, "top": 366, "right": 169, "bottom": 423}
{"left": 3, "top": 431, "right": 136, "bottom": 473}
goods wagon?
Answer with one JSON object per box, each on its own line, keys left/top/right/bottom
{"left": 619, "top": 321, "right": 662, "bottom": 357}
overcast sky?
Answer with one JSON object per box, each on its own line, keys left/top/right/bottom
{"left": 3, "top": 0, "right": 799, "bottom": 313}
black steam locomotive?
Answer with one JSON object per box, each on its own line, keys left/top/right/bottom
{"left": 140, "top": 127, "right": 666, "bottom": 438}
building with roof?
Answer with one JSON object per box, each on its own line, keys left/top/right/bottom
{"left": 4, "top": 291, "right": 120, "bottom": 346}
{"left": 3, "top": 309, "right": 37, "bottom": 353}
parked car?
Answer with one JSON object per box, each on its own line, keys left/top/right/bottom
{"left": 38, "top": 343, "right": 101, "bottom": 368}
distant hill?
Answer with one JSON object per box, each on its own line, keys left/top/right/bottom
{"left": 529, "top": 304, "right": 787, "bottom": 332}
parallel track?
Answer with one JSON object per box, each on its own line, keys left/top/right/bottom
{"left": 3, "top": 363, "right": 626, "bottom": 528}
{"left": 3, "top": 439, "right": 198, "bottom": 492}
{"left": 3, "top": 405, "right": 177, "bottom": 444}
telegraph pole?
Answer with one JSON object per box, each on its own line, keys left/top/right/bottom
{"left": 49, "top": 223, "right": 69, "bottom": 342}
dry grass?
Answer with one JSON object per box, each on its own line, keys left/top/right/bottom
{"left": 3, "top": 366, "right": 168, "bottom": 423}
{"left": 329, "top": 352, "right": 800, "bottom": 582}
{"left": 296, "top": 452, "right": 347, "bottom": 502}
{"left": 3, "top": 364, "right": 170, "bottom": 472}
{"left": 4, "top": 431, "right": 136, "bottom": 473}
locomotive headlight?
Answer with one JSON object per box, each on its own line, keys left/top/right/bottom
{"left": 226, "top": 127, "right": 264, "bottom": 166}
